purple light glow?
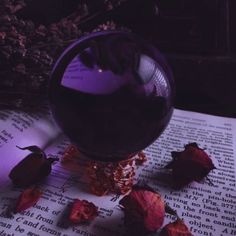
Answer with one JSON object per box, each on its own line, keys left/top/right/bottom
{"left": 0, "top": 109, "right": 61, "bottom": 187}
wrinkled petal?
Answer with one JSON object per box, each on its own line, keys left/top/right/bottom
{"left": 15, "top": 187, "right": 42, "bottom": 213}
{"left": 119, "top": 188, "right": 165, "bottom": 235}
{"left": 69, "top": 199, "right": 98, "bottom": 224}
{"left": 160, "top": 219, "right": 193, "bottom": 236}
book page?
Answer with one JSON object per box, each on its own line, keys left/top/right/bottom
{"left": 0, "top": 108, "right": 236, "bottom": 236}
{"left": 0, "top": 105, "right": 61, "bottom": 186}
{"left": 142, "top": 109, "right": 236, "bottom": 236}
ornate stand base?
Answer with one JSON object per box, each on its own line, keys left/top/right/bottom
{"left": 61, "top": 145, "right": 147, "bottom": 196}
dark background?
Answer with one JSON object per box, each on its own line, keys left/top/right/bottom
{"left": 19, "top": 0, "right": 236, "bottom": 117}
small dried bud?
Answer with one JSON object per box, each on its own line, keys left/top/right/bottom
{"left": 165, "top": 143, "right": 215, "bottom": 188}
{"left": 9, "top": 145, "right": 59, "bottom": 187}
{"left": 119, "top": 186, "right": 165, "bottom": 235}
{"left": 160, "top": 219, "right": 193, "bottom": 236}
{"left": 14, "top": 187, "right": 42, "bottom": 213}
{"left": 69, "top": 199, "right": 98, "bottom": 224}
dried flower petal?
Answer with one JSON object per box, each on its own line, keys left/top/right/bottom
{"left": 165, "top": 143, "right": 215, "bottom": 188}
{"left": 119, "top": 187, "right": 165, "bottom": 235}
{"left": 15, "top": 187, "right": 42, "bottom": 213}
{"left": 69, "top": 199, "right": 98, "bottom": 224}
{"left": 160, "top": 219, "right": 193, "bottom": 236}
{"left": 9, "top": 145, "right": 58, "bottom": 187}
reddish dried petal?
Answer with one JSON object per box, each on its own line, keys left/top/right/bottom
{"left": 119, "top": 188, "right": 165, "bottom": 235}
{"left": 69, "top": 199, "right": 98, "bottom": 224}
{"left": 15, "top": 187, "right": 42, "bottom": 213}
{"left": 160, "top": 219, "right": 193, "bottom": 236}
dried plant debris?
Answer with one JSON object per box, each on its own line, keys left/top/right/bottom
{"left": 69, "top": 199, "right": 98, "bottom": 224}
{"left": 165, "top": 143, "right": 215, "bottom": 188}
{"left": 14, "top": 186, "right": 42, "bottom": 213}
{"left": 0, "top": 0, "right": 129, "bottom": 108}
{"left": 9, "top": 145, "right": 58, "bottom": 187}
{"left": 58, "top": 199, "right": 98, "bottom": 228}
{"left": 119, "top": 186, "right": 165, "bottom": 235}
{"left": 160, "top": 219, "right": 193, "bottom": 236}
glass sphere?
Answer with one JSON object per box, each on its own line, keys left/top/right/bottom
{"left": 49, "top": 31, "right": 175, "bottom": 162}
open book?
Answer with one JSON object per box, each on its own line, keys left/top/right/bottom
{"left": 0, "top": 106, "right": 235, "bottom": 236}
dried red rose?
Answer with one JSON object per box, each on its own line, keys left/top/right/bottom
{"left": 160, "top": 219, "right": 193, "bottom": 236}
{"left": 9, "top": 145, "right": 59, "bottom": 187}
{"left": 69, "top": 199, "right": 98, "bottom": 224}
{"left": 119, "top": 186, "right": 165, "bottom": 235}
{"left": 165, "top": 143, "right": 215, "bottom": 188}
{"left": 14, "top": 187, "right": 42, "bottom": 213}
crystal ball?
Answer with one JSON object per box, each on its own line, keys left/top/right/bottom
{"left": 49, "top": 31, "right": 175, "bottom": 162}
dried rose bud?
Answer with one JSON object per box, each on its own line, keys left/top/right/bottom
{"left": 160, "top": 219, "right": 193, "bottom": 236}
{"left": 119, "top": 186, "right": 165, "bottom": 235}
{"left": 69, "top": 199, "right": 98, "bottom": 224}
{"left": 165, "top": 143, "right": 215, "bottom": 188}
{"left": 14, "top": 187, "right": 42, "bottom": 213}
{"left": 9, "top": 146, "right": 59, "bottom": 187}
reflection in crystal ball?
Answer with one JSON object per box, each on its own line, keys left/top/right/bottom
{"left": 49, "top": 31, "right": 175, "bottom": 162}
